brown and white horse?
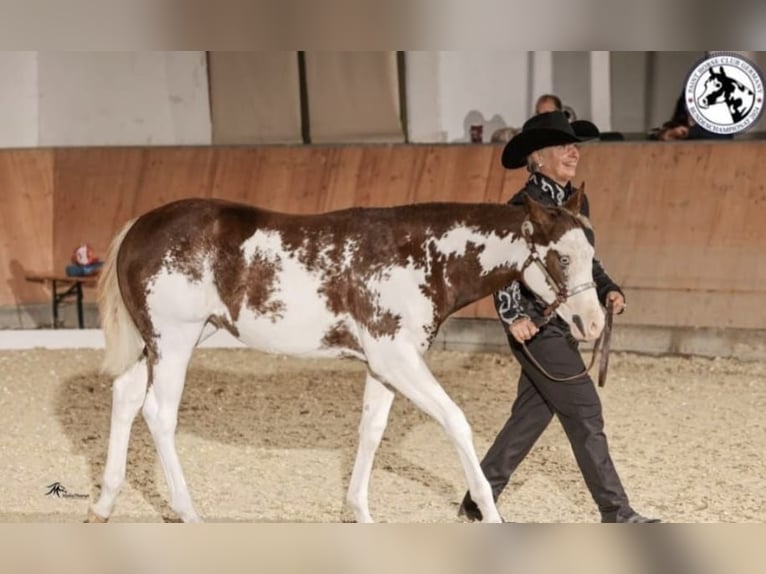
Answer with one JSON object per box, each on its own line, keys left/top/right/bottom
{"left": 89, "top": 188, "right": 604, "bottom": 523}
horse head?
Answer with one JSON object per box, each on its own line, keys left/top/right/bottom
{"left": 519, "top": 185, "right": 605, "bottom": 342}
{"left": 698, "top": 66, "right": 734, "bottom": 109}
{"left": 697, "top": 66, "right": 755, "bottom": 122}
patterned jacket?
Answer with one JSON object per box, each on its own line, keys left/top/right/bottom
{"left": 495, "top": 172, "right": 624, "bottom": 328}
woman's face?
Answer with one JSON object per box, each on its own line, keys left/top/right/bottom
{"left": 532, "top": 143, "right": 580, "bottom": 185}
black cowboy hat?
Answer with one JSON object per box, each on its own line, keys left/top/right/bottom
{"left": 501, "top": 111, "right": 600, "bottom": 169}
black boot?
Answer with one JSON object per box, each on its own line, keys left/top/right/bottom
{"left": 601, "top": 507, "right": 661, "bottom": 523}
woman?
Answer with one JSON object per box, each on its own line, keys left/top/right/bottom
{"left": 459, "top": 111, "right": 659, "bottom": 523}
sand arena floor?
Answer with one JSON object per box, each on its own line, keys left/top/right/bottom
{"left": 0, "top": 347, "right": 763, "bottom": 523}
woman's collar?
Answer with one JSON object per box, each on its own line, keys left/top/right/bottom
{"left": 528, "top": 172, "right": 572, "bottom": 204}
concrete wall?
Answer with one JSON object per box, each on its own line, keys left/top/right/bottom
{"left": 405, "top": 51, "right": 531, "bottom": 143}
{"left": 0, "top": 51, "right": 211, "bottom": 148}
{"left": 2, "top": 51, "right": 765, "bottom": 148}
{"left": 0, "top": 52, "right": 39, "bottom": 147}
{"left": 37, "top": 52, "right": 211, "bottom": 146}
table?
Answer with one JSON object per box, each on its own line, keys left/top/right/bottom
{"left": 24, "top": 272, "right": 99, "bottom": 329}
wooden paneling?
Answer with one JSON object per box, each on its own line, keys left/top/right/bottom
{"left": 0, "top": 150, "right": 54, "bottom": 304}
{"left": 2, "top": 142, "right": 765, "bottom": 331}
{"left": 576, "top": 142, "right": 766, "bottom": 328}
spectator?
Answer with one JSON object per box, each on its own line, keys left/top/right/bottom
{"left": 535, "top": 94, "right": 585, "bottom": 126}
{"left": 649, "top": 93, "right": 734, "bottom": 141}
{"left": 490, "top": 127, "right": 520, "bottom": 143}
{"left": 534, "top": 94, "right": 563, "bottom": 115}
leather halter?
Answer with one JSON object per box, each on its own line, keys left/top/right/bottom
{"left": 519, "top": 219, "right": 596, "bottom": 329}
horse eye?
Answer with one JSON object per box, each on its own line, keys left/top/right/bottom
{"left": 559, "top": 255, "right": 571, "bottom": 267}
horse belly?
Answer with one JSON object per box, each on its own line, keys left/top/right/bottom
{"left": 234, "top": 316, "right": 347, "bottom": 357}
{"left": 233, "top": 271, "right": 349, "bottom": 357}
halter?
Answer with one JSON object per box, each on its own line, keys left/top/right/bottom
{"left": 519, "top": 219, "right": 596, "bottom": 328}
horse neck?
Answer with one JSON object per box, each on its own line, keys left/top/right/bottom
{"left": 429, "top": 213, "right": 530, "bottom": 319}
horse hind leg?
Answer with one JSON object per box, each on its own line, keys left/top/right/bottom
{"left": 368, "top": 346, "right": 502, "bottom": 523}
{"left": 88, "top": 358, "right": 149, "bottom": 522}
{"left": 346, "top": 372, "right": 395, "bottom": 523}
{"left": 141, "top": 321, "right": 206, "bottom": 523}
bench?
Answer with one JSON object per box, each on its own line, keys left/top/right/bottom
{"left": 24, "top": 272, "right": 99, "bottom": 329}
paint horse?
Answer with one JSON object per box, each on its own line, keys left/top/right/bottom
{"left": 698, "top": 66, "right": 755, "bottom": 123}
{"left": 88, "top": 188, "right": 604, "bottom": 524}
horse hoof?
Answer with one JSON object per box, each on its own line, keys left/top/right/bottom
{"left": 162, "top": 515, "right": 184, "bottom": 523}
{"left": 85, "top": 509, "right": 109, "bottom": 523}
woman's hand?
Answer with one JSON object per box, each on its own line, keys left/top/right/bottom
{"left": 606, "top": 291, "right": 626, "bottom": 314}
{"left": 659, "top": 125, "right": 689, "bottom": 141}
{"left": 509, "top": 317, "right": 539, "bottom": 343}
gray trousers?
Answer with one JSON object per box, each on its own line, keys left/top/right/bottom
{"left": 464, "top": 323, "right": 630, "bottom": 517}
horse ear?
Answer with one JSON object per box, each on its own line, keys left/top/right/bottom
{"left": 523, "top": 193, "right": 553, "bottom": 228}
{"left": 563, "top": 183, "right": 584, "bottom": 214}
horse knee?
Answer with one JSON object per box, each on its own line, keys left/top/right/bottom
{"left": 442, "top": 409, "right": 473, "bottom": 443}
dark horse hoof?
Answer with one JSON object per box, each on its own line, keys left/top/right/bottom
{"left": 457, "top": 497, "right": 483, "bottom": 522}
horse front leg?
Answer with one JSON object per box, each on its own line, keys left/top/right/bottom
{"left": 346, "top": 372, "right": 395, "bottom": 523}
{"left": 368, "top": 343, "right": 502, "bottom": 523}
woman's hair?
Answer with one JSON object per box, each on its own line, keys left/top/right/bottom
{"left": 664, "top": 93, "right": 690, "bottom": 128}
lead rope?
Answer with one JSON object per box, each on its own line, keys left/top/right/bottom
{"left": 519, "top": 300, "right": 614, "bottom": 384}
{"left": 597, "top": 299, "right": 615, "bottom": 387}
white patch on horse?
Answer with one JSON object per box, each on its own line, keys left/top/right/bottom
{"left": 146, "top": 259, "right": 224, "bottom": 324}
{"left": 476, "top": 233, "right": 528, "bottom": 275}
{"left": 242, "top": 229, "right": 283, "bottom": 263}
{"left": 433, "top": 227, "right": 528, "bottom": 275}
{"left": 236, "top": 232, "right": 342, "bottom": 357}
{"left": 341, "top": 240, "right": 358, "bottom": 269}
{"left": 363, "top": 263, "right": 433, "bottom": 343}
{"left": 432, "top": 226, "right": 473, "bottom": 252}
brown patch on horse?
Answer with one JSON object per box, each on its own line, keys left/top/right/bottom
{"left": 544, "top": 250, "right": 568, "bottom": 288}
{"left": 321, "top": 322, "right": 363, "bottom": 354}
{"left": 243, "top": 252, "right": 286, "bottom": 321}
{"left": 207, "top": 204, "right": 284, "bottom": 322}
{"left": 320, "top": 269, "right": 402, "bottom": 338}
{"left": 523, "top": 194, "right": 585, "bottom": 247}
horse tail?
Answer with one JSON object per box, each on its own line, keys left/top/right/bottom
{"left": 98, "top": 218, "right": 144, "bottom": 377}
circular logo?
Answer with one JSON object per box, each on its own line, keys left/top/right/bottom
{"left": 684, "top": 52, "right": 764, "bottom": 135}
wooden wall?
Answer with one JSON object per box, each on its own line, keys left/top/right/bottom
{"left": 0, "top": 151, "right": 54, "bottom": 304}
{"left": 2, "top": 142, "right": 765, "bottom": 330}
